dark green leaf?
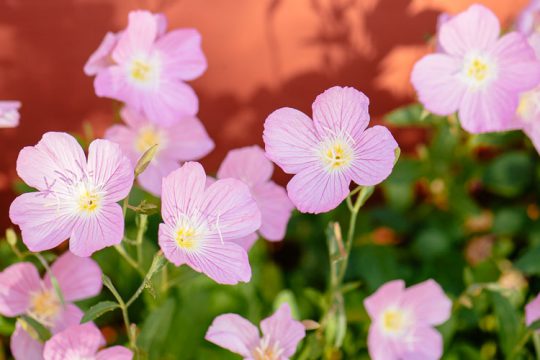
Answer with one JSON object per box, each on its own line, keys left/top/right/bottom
{"left": 81, "top": 301, "right": 120, "bottom": 323}
{"left": 21, "top": 315, "right": 51, "bottom": 341}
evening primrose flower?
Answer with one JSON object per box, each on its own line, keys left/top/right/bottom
{"left": 0, "top": 101, "right": 21, "bottom": 128}
{"left": 43, "top": 324, "right": 132, "bottom": 360}
{"left": 9, "top": 132, "right": 134, "bottom": 256}
{"left": 217, "top": 145, "right": 293, "bottom": 250}
{"left": 0, "top": 253, "right": 102, "bottom": 359}
{"left": 205, "top": 303, "right": 305, "bottom": 359}
{"left": 158, "top": 162, "right": 261, "bottom": 284}
{"left": 364, "top": 279, "right": 452, "bottom": 360}
{"left": 411, "top": 4, "right": 540, "bottom": 133}
{"left": 263, "top": 86, "right": 398, "bottom": 214}
{"left": 516, "top": 0, "right": 540, "bottom": 35}
{"left": 93, "top": 10, "right": 207, "bottom": 126}
{"left": 106, "top": 107, "right": 214, "bottom": 196}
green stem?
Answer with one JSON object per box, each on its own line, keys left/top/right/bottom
{"left": 103, "top": 276, "right": 135, "bottom": 349}
{"left": 534, "top": 332, "right": 540, "bottom": 360}
{"left": 135, "top": 214, "right": 148, "bottom": 265}
{"left": 114, "top": 245, "right": 145, "bottom": 277}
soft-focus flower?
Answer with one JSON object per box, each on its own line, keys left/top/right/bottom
{"left": 216, "top": 145, "right": 293, "bottom": 250}
{"left": 526, "top": 293, "right": 540, "bottom": 330}
{"left": 205, "top": 303, "right": 305, "bottom": 359}
{"left": 92, "top": 10, "right": 207, "bottom": 126}
{"left": 516, "top": 0, "right": 540, "bottom": 36}
{"left": 0, "top": 101, "right": 21, "bottom": 128}
{"left": 106, "top": 107, "right": 214, "bottom": 196}
{"left": 263, "top": 86, "right": 398, "bottom": 214}
{"left": 9, "top": 132, "right": 133, "bottom": 256}
{"left": 158, "top": 162, "right": 261, "bottom": 284}
{"left": 364, "top": 279, "right": 452, "bottom": 360}
{"left": 435, "top": 13, "right": 451, "bottom": 53}
{"left": 43, "top": 323, "right": 132, "bottom": 360}
{"left": 0, "top": 253, "right": 102, "bottom": 359}
{"left": 411, "top": 4, "right": 540, "bottom": 133}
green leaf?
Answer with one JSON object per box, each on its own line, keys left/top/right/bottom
{"left": 81, "top": 301, "right": 120, "bottom": 324}
{"left": 490, "top": 291, "right": 523, "bottom": 357}
{"left": 483, "top": 152, "right": 533, "bottom": 197}
{"left": 528, "top": 319, "right": 540, "bottom": 331}
{"left": 138, "top": 299, "right": 176, "bottom": 358}
{"left": 516, "top": 247, "right": 540, "bottom": 276}
{"left": 21, "top": 315, "right": 51, "bottom": 341}
{"left": 385, "top": 104, "right": 433, "bottom": 126}
{"left": 134, "top": 144, "right": 159, "bottom": 176}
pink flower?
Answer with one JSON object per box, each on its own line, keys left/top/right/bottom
{"left": 43, "top": 323, "right": 132, "bottom": 360}
{"left": 93, "top": 10, "right": 207, "bottom": 126}
{"left": 263, "top": 86, "right": 398, "bottom": 214}
{"left": 84, "top": 13, "right": 168, "bottom": 76}
{"left": 106, "top": 107, "right": 214, "bottom": 196}
{"left": 217, "top": 146, "right": 294, "bottom": 250}
{"left": 526, "top": 293, "right": 540, "bottom": 331}
{"left": 516, "top": 0, "right": 540, "bottom": 36}
{"left": 364, "top": 279, "right": 452, "bottom": 360}
{"left": 411, "top": 4, "right": 540, "bottom": 134}
{"left": 205, "top": 303, "right": 305, "bottom": 359}
{"left": 9, "top": 132, "right": 134, "bottom": 257}
{"left": 0, "top": 253, "right": 102, "bottom": 359}
{"left": 158, "top": 162, "right": 261, "bottom": 284}
{"left": 0, "top": 101, "right": 21, "bottom": 128}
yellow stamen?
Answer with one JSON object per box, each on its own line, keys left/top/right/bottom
{"left": 381, "top": 309, "right": 405, "bottom": 334}
{"left": 467, "top": 59, "right": 488, "bottom": 82}
{"left": 78, "top": 189, "right": 100, "bottom": 213}
{"left": 29, "top": 289, "right": 60, "bottom": 325}
{"left": 135, "top": 127, "right": 160, "bottom": 154}
{"left": 175, "top": 226, "right": 197, "bottom": 249}
{"left": 131, "top": 60, "right": 152, "bottom": 82}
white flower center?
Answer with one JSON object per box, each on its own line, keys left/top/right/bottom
{"left": 63, "top": 350, "right": 95, "bottom": 360}
{"left": 28, "top": 289, "right": 61, "bottom": 327}
{"left": 174, "top": 214, "right": 208, "bottom": 251}
{"left": 76, "top": 183, "right": 103, "bottom": 215}
{"left": 379, "top": 308, "right": 410, "bottom": 336}
{"left": 319, "top": 137, "right": 354, "bottom": 172}
{"left": 517, "top": 88, "right": 540, "bottom": 122}
{"left": 128, "top": 55, "right": 161, "bottom": 87}
{"left": 252, "top": 337, "right": 283, "bottom": 360}
{"left": 461, "top": 53, "right": 497, "bottom": 90}
{"left": 135, "top": 125, "right": 163, "bottom": 154}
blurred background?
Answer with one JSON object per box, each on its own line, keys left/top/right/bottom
{"left": 0, "top": 0, "right": 530, "bottom": 229}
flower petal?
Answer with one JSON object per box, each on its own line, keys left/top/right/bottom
{"left": 43, "top": 323, "right": 104, "bottom": 360}
{"left": 45, "top": 252, "right": 102, "bottom": 302}
{"left": 410, "top": 54, "right": 466, "bottom": 115}
{"left": 367, "top": 326, "right": 398, "bottom": 360}
{"left": 96, "top": 346, "right": 134, "bottom": 360}
{"left": 0, "top": 263, "right": 41, "bottom": 317}
{"left": 50, "top": 303, "right": 83, "bottom": 334}
{"left": 526, "top": 294, "right": 540, "bottom": 327}
{"left": 158, "top": 222, "right": 188, "bottom": 266}
{"left": 69, "top": 203, "right": 124, "bottom": 257}
{"left": 161, "top": 116, "right": 215, "bottom": 161}
{"left": 9, "top": 193, "right": 75, "bottom": 253}
{"left": 401, "top": 279, "right": 452, "bottom": 326}
{"left": 230, "top": 233, "right": 258, "bottom": 251}
{"left": 439, "top": 4, "right": 500, "bottom": 56}
{"left": 312, "top": 86, "right": 370, "bottom": 139}
{"left": 112, "top": 10, "right": 157, "bottom": 63}
{"left": 287, "top": 166, "right": 350, "bottom": 214}
{"left": 252, "top": 181, "right": 293, "bottom": 241}
{"left": 155, "top": 29, "right": 207, "bottom": 81}
{"left": 16, "top": 132, "right": 86, "bottom": 192}
{"left": 141, "top": 81, "right": 199, "bottom": 126}
{"left": 399, "top": 326, "right": 443, "bottom": 360}
{"left": 104, "top": 125, "right": 138, "bottom": 165}
{"left": 263, "top": 108, "right": 320, "bottom": 174}
{"left": 202, "top": 178, "right": 262, "bottom": 241}
{"left": 84, "top": 32, "right": 118, "bottom": 76}
{"left": 137, "top": 159, "right": 179, "bottom": 196}
{"left": 205, "top": 313, "right": 260, "bottom": 357}
{"left": 349, "top": 125, "right": 398, "bottom": 186}
{"left": 364, "top": 280, "right": 405, "bottom": 320}
{"left": 11, "top": 323, "right": 44, "bottom": 360}
{"left": 217, "top": 146, "right": 273, "bottom": 186}
{"left": 260, "top": 303, "right": 306, "bottom": 358}
{"left": 87, "top": 139, "right": 134, "bottom": 202}
{"left": 185, "top": 239, "right": 252, "bottom": 284}
{"left": 161, "top": 162, "right": 206, "bottom": 226}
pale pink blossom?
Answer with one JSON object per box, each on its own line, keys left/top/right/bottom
{"left": 106, "top": 107, "right": 214, "bottom": 196}
{"left": 0, "top": 101, "right": 21, "bottom": 128}
{"left": 411, "top": 4, "right": 540, "bottom": 133}
{"left": 43, "top": 323, "right": 132, "bottom": 360}
{"left": 158, "top": 162, "right": 261, "bottom": 284}
{"left": 92, "top": 10, "right": 207, "bottom": 126}
{"left": 526, "top": 293, "right": 540, "bottom": 331}
{"left": 516, "top": 0, "right": 540, "bottom": 36}
{"left": 0, "top": 253, "right": 102, "bottom": 359}
{"left": 9, "top": 132, "right": 134, "bottom": 256}
{"left": 217, "top": 146, "right": 293, "bottom": 250}
{"left": 263, "top": 86, "right": 398, "bottom": 214}
{"left": 205, "top": 303, "right": 305, "bottom": 359}
{"left": 364, "top": 279, "right": 452, "bottom": 360}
